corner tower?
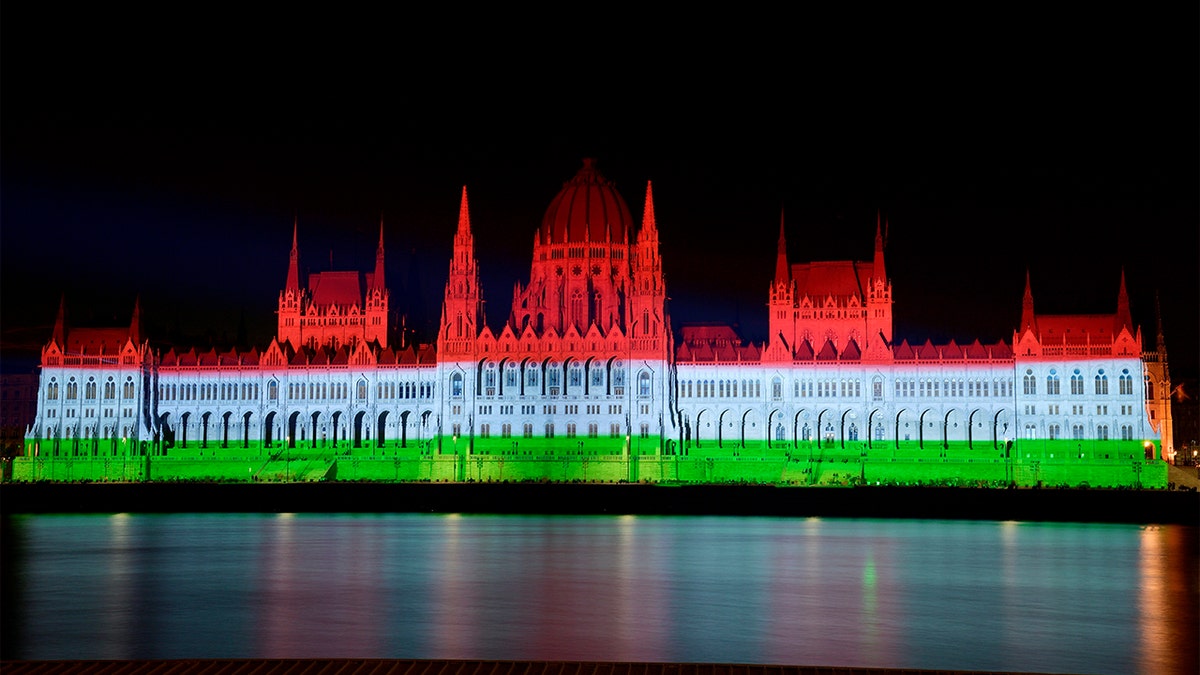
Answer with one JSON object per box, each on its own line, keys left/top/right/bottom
{"left": 437, "top": 187, "right": 483, "bottom": 358}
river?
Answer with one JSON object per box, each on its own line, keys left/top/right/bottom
{"left": 2, "top": 514, "right": 1196, "bottom": 674}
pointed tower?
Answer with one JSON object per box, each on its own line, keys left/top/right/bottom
{"left": 277, "top": 217, "right": 304, "bottom": 348}
{"left": 1144, "top": 289, "right": 1174, "bottom": 460}
{"left": 766, "top": 209, "right": 794, "bottom": 361}
{"left": 629, "top": 181, "right": 668, "bottom": 357}
{"left": 129, "top": 295, "right": 142, "bottom": 346}
{"left": 1115, "top": 268, "right": 1132, "bottom": 334}
{"left": 1012, "top": 268, "right": 1044, "bottom": 358}
{"left": 52, "top": 294, "right": 66, "bottom": 347}
{"left": 437, "top": 187, "right": 484, "bottom": 358}
{"left": 364, "top": 215, "right": 389, "bottom": 347}
{"left": 1020, "top": 269, "right": 1036, "bottom": 334}
{"left": 864, "top": 212, "right": 894, "bottom": 361}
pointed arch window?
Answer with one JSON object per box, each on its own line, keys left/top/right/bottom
{"left": 104, "top": 377, "right": 116, "bottom": 399}
{"left": 123, "top": 377, "right": 135, "bottom": 399}
{"left": 357, "top": 378, "right": 369, "bottom": 400}
{"left": 1094, "top": 370, "right": 1109, "bottom": 396}
{"left": 568, "top": 363, "right": 583, "bottom": 389}
{"left": 1071, "top": 369, "right": 1084, "bottom": 396}
{"left": 1023, "top": 369, "right": 1036, "bottom": 396}
{"left": 638, "top": 371, "right": 651, "bottom": 398}
{"left": 1046, "top": 370, "right": 1060, "bottom": 395}
{"left": 450, "top": 372, "right": 464, "bottom": 399}
{"left": 771, "top": 376, "right": 782, "bottom": 401}
{"left": 67, "top": 378, "right": 78, "bottom": 400}
{"left": 85, "top": 378, "right": 97, "bottom": 400}
{"left": 1119, "top": 369, "right": 1133, "bottom": 396}
{"left": 484, "top": 362, "right": 497, "bottom": 396}
{"left": 268, "top": 380, "right": 279, "bottom": 401}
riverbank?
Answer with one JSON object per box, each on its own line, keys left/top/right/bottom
{"left": 1, "top": 482, "right": 1196, "bottom": 524}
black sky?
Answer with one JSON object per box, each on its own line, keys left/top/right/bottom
{"left": 3, "top": 7, "right": 1197, "bottom": 380}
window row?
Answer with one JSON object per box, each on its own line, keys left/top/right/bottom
{"left": 1022, "top": 368, "right": 1136, "bottom": 397}
{"left": 46, "top": 377, "right": 135, "bottom": 401}
{"left": 680, "top": 379, "right": 763, "bottom": 399}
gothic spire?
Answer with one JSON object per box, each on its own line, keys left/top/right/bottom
{"left": 774, "top": 208, "right": 790, "bottom": 285}
{"left": 373, "top": 214, "right": 386, "bottom": 290}
{"left": 285, "top": 216, "right": 300, "bottom": 291}
{"left": 129, "top": 295, "right": 142, "bottom": 345}
{"left": 1115, "top": 267, "right": 1132, "bottom": 332}
{"left": 52, "top": 294, "right": 66, "bottom": 346}
{"left": 641, "top": 180, "right": 657, "bottom": 238}
{"left": 456, "top": 186, "right": 473, "bottom": 244}
{"left": 1020, "top": 268, "right": 1036, "bottom": 332}
{"left": 873, "top": 210, "right": 887, "bottom": 282}
{"left": 1155, "top": 289, "right": 1167, "bottom": 352}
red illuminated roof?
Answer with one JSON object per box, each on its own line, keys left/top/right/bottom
{"left": 65, "top": 328, "right": 129, "bottom": 355}
{"left": 791, "top": 260, "right": 871, "bottom": 300}
{"left": 309, "top": 271, "right": 362, "bottom": 308}
{"left": 540, "top": 158, "right": 633, "bottom": 245}
{"left": 1035, "top": 314, "right": 1118, "bottom": 344}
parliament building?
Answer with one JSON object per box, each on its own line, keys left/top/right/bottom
{"left": 17, "top": 160, "right": 1175, "bottom": 487}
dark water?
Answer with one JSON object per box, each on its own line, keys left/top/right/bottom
{"left": 2, "top": 514, "right": 1196, "bottom": 674}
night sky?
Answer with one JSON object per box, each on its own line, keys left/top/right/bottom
{"left": 3, "top": 8, "right": 1197, "bottom": 384}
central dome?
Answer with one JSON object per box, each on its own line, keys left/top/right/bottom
{"left": 540, "top": 158, "right": 633, "bottom": 244}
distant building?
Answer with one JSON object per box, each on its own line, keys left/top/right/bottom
{"left": 1, "top": 371, "right": 39, "bottom": 457}
{"left": 18, "top": 159, "right": 1173, "bottom": 485}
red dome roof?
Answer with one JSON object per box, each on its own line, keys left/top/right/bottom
{"left": 540, "top": 158, "right": 633, "bottom": 244}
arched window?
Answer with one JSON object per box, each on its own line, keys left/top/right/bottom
{"left": 357, "top": 378, "right": 368, "bottom": 400}
{"left": 771, "top": 376, "right": 782, "bottom": 400}
{"left": 268, "top": 380, "right": 279, "bottom": 400}
{"left": 1095, "top": 370, "right": 1108, "bottom": 396}
{"left": 1023, "top": 369, "right": 1036, "bottom": 396}
{"left": 505, "top": 362, "right": 519, "bottom": 389}
{"left": 85, "top": 378, "right": 96, "bottom": 400}
{"left": 47, "top": 378, "right": 59, "bottom": 400}
{"left": 568, "top": 363, "right": 583, "bottom": 388}
{"left": 1145, "top": 375, "right": 1154, "bottom": 399}
{"left": 638, "top": 371, "right": 651, "bottom": 398}
{"left": 104, "top": 377, "right": 116, "bottom": 399}
{"left": 67, "top": 378, "right": 78, "bottom": 400}
{"left": 1096, "top": 424, "right": 1109, "bottom": 441}
{"left": 1119, "top": 369, "right": 1133, "bottom": 396}
{"left": 1046, "top": 370, "right": 1060, "bottom": 395}
{"left": 1048, "top": 424, "right": 1060, "bottom": 440}
{"left": 612, "top": 361, "right": 625, "bottom": 395}
{"left": 483, "top": 362, "right": 497, "bottom": 395}
{"left": 450, "top": 372, "right": 463, "bottom": 399}
{"left": 590, "top": 364, "right": 604, "bottom": 388}
{"left": 526, "top": 364, "right": 539, "bottom": 388}
{"left": 123, "top": 377, "right": 135, "bottom": 399}
{"left": 1071, "top": 370, "right": 1084, "bottom": 396}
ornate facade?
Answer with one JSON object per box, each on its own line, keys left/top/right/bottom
{"left": 19, "top": 159, "right": 1175, "bottom": 485}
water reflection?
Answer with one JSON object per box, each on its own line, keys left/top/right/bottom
{"left": 3, "top": 514, "right": 1196, "bottom": 674}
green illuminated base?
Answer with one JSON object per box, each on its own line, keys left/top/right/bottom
{"left": 12, "top": 436, "right": 1168, "bottom": 488}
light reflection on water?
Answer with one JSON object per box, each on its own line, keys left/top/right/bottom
{"left": 2, "top": 513, "right": 1196, "bottom": 674}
